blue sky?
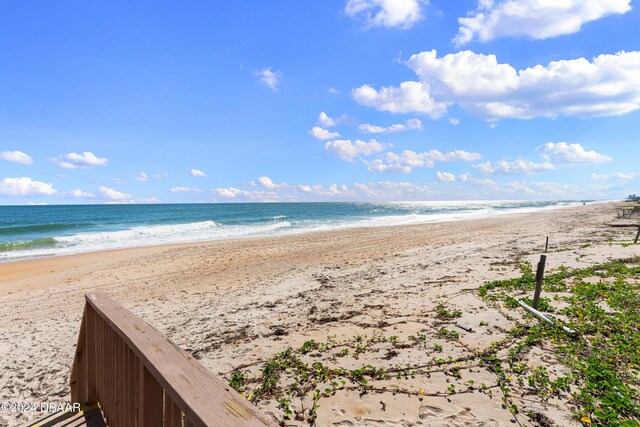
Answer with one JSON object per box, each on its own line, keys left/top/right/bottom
{"left": 0, "top": 0, "right": 638, "bottom": 204}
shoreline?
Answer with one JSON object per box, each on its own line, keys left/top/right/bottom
{"left": 0, "top": 199, "right": 605, "bottom": 265}
{"left": 1, "top": 201, "right": 638, "bottom": 426}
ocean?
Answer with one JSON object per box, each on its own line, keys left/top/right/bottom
{"left": 0, "top": 200, "right": 587, "bottom": 261}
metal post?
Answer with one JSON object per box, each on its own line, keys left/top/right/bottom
{"left": 532, "top": 255, "right": 547, "bottom": 310}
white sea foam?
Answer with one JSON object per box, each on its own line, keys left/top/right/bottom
{"left": 0, "top": 220, "right": 293, "bottom": 261}
{"left": 0, "top": 200, "right": 589, "bottom": 261}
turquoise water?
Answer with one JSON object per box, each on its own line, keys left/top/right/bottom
{"left": 0, "top": 201, "right": 585, "bottom": 261}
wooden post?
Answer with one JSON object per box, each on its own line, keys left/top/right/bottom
{"left": 544, "top": 236, "right": 549, "bottom": 253}
{"left": 635, "top": 225, "right": 640, "bottom": 244}
{"left": 532, "top": 255, "right": 547, "bottom": 310}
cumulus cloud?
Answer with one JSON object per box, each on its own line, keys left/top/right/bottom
{"left": 474, "top": 159, "right": 555, "bottom": 175}
{"left": 538, "top": 142, "right": 612, "bottom": 164}
{"left": 358, "top": 118, "right": 422, "bottom": 134}
{"left": 455, "top": 0, "right": 632, "bottom": 46}
{"left": 213, "top": 187, "right": 281, "bottom": 202}
{"left": 68, "top": 189, "right": 95, "bottom": 198}
{"left": 324, "top": 139, "right": 387, "bottom": 162}
{"left": 99, "top": 186, "right": 132, "bottom": 202}
{"left": 317, "top": 111, "right": 352, "bottom": 128}
{"left": 345, "top": 0, "right": 426, "bottom": 29}
{"left": 448, "top": 118, "right": 460, "bottom": 126}
{"left": 309, "top": 126, "right": 341, "bottom": 140}
{"left": 190, "top": 168, "right": 207, "bottom": 177}
{"left": 365, "top": 159, "right": 413, "bottom": 174}
{"left": 367, "top": 149, "right": 482, "bottom": 173}
{"left": 354, "top": 49, "right": 640, "bottom": 120}
{"left": 318, "top": 112, "right": 337, "bottom": 127}
{"left": 54, "top": 152, "right": 108, "bottom": 170}
{"left": 0, "top": 151, "right": 33, "bottom": 165}
{"left": 209, "top": 180, "right": 435, "bottom": 202}
{"left": 257, "top": 176, "right": 286, "bottom": 189}
{"left": 353, "top": 81, "right": 448, "bottom": 118}
{"left": 256, "top": 68, "right": 282, "bottom": 91}
{"left": 0, "top": 177, "right": 57, "bottom": 197}
{"left": 436, "top": 171, "right": 456, "bottom": 182}
{"left": 298, "top": 185, "right": 313, "bottom": 193}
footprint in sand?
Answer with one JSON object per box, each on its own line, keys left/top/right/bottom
{"left": 418, "top": 404, "right": 443, "bottom": 419}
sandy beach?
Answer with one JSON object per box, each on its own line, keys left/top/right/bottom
{"left": 1, "top": 202, "right": 638, "bottom": 427}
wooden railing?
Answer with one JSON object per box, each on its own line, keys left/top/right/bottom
{"left": 70, "top": 291, "right": 274, "bottom": 427}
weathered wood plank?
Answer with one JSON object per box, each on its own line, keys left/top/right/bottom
{"left": 86, "top": 291, "right": 273, "bottom": 427}
{"left": 105, "top": 326, "right": 114, "bottom": 427}
{"left": 86, "top": 307, "right": 97, "bottom": 403}
{"left": 164, "top": 391, "right": 183, "bottom": 427}
{"left": 116, "top": 334, "right": 124, "bottom": 427}
{"left": 141, "top": 363, "right": 164, "bottom": 426}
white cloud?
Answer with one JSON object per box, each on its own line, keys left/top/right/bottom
{"left": 358, "top": 118, "right": 422, "bottom": 134}
{"left": 257, "top": 176, "right": 286, "bottom": 189}
{"left": 350, "top": 180, "right": 432, "bottom": 199}
{"left": 592, "top": 172, "right": 636, "bottom": 181}
{"left": 213, "top": 187, "right": 281, "bottom": 202}
{"left": 448, "top": 117, "right": 460, "bottom": 126}
{"left": 328, "top": 87, "right": 340, "bottom": 95}
{"left": 455, "top": 0, "right": 632, "bottom": 46}
{"left": 0, "top": 151, "right": 33, "bottom": 165}
{"left": 612, "top": 172, "right": 636, "bottom": 180}
{"left": 54, "top": 152, "right": 108, "bottom": 169}
{"left": 134, "top": 172, "right": 168, "bottom": 182}
{"left": 353, "top": 81, "right": 448, "bottom": 118}
{"left": 68, "top": 189, "right": 95, "bottom": 198}
{"left": 436, "top": 171, "right": 456, "bottom": 182}
{"left": 215, "top": 187, "right": 242, "bottom": 198}
{"left": 474, "top": 159, "right": 555, "bottom": 175}
{"left": 354, "top": 49, "right": 640, "bottom": 120}
{"left": 256, "top": 68, "right": 282, "bottom": 91}
{"left": 345, "top": 0, "right": 426, "bottom": 29}
{"left": 367, "top": 149, "right": 482, "bottom": 173}
{"left": 100, "top": 186, "right": 132, "bottom": 202}
{"left": 191, "top": 168, "right": 207, "bottom": 177}
{"left": 365, "top": 159, "right": 413, "bottom": 174}
{"left": 317, "top": 111, "right": 352, "bottom": 127}
{"left": 329, "top": 183, "right": 354, "bottom": 196}
{"left": 309, "top": 126, "right": 341, "bottom": 140}
{"left": 135, "top": 172, "right": 149, "bottom": 182}
{"left": 318, "top": 111, "right": 337, "bottom": 127}
{"left": 538, "top": 142, "right": 612, "bottom": 164}
{"left": 0, "top": 177, "right": 57, "bottom": 197}
{"left": 324, "top": 139, "right": 387, "bottom": 162}
{"left": 170, "top": 186, "right": 202, "bottom": 193}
